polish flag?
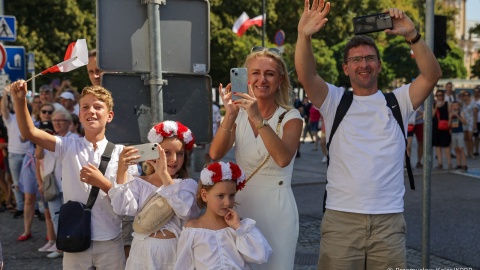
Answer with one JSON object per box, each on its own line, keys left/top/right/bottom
{"left": 232, "top": 12, "right": 264, "bottom": 37}
{"left": 41, "top": 39, "right": 89, "bottom": 75}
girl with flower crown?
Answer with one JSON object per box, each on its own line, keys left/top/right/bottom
{"left": 174, "top": 161, "right": 272, "bottom": 270}
{"left": 88, "top": 121, "right": 200, "bottom": 270}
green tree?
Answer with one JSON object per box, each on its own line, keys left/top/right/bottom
{"left": 471, "top": 58, "right": 480, "bottom": 79}
{"left": 438, "top": 44, "right": 467, "bottom": 79}
{"left": 5, "top": 0, "right": 96, "bottom": 89}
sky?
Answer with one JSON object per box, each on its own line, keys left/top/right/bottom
{"left": 467, "top": 0, "right": 480, "bottom": 22}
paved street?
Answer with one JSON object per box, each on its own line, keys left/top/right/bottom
{"left": 1, "top": 138, "right": 479, "bottom": 269}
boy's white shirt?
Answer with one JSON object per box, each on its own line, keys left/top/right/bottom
{"left": 54, "top": 136, "right": 139, "bottom": 241}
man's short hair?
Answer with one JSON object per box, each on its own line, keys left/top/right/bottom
{"left": 39, "top": 84, "right": 53, "bottom": 92}
{"left": 343, "top": 35, "right": 380, "bottom": 64}
{"left": 88, "top": 49, "right": 97, "bottom": 58}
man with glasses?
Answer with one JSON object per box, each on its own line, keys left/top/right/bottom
{"left": 295, "top": 1, "right": 442, "bottom": 269}
{"left": 38, "top": 85, "right": 64, "bottom": 111}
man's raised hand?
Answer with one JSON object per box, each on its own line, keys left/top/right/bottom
{"left": 298, "top": 0, "right": 331, "bottom": 38}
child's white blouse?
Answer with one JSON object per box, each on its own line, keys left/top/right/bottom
{"left": 108, "top": 177, "right": 200, "bottom": 239}
{"left": 174, "top": 218, "right": 272, "bottom": 270}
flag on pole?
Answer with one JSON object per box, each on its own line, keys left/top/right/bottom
{"left": 232, "top": 12, "right": 264, "bottom": 37}
{"left": 41, "top": 39, "right": 89, "bottom": 75}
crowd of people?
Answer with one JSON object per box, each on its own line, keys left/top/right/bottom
{"left": 0, "top": 1, "right": 478, "bottom": 270}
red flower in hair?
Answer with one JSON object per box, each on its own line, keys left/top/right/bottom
{"left": 229, "top": 162, "right": 242, "bottom": 179}
{"left": 207, "top": 162, "right": 223, "bottom": 182}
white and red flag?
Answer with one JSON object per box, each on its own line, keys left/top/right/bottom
{"left": 232, "top": 12, "right": 264, "bottom": 37}
{"left": 26, "top": 39, "right": 89, "bottom": 82}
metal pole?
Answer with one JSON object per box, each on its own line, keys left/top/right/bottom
{"left": 147, "top": 1, "right": 164, "bottom": 124}
{"left": 262, "top": 0, "right": 265, "bottom": 47}
{"left": 422, "top": 0, "right": 435, "bottom": 267}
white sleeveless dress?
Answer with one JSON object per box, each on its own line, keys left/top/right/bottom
{"left": 234, "top": 107, "right": 301, "bottom": 270}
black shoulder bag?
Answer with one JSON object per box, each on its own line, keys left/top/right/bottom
{"left": 56, "top": 142, "right": 115, "bottom": 253}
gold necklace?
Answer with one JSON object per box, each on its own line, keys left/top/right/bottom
{"left": 264, "top": 106, "right": 280, "bottom": 120}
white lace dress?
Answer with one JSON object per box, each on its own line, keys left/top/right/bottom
{"left": 108, "top": 177, "right": 200, "bottom": 270}
{"left": 234, "top": 108, "right": 301, "bottom": 270}
{"left": 174, "top": 218, "right": 272, "bottom": 270}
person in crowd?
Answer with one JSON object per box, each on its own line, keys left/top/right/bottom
{"left": 175, "top": 161, "right": 272, "bottom": 270}
{"left": 1, "top": 86, "right": 29, "bottom": 219}
{"left": 433, "top": 90, "right": 452, "bottom": 169}
{"left": 17, "top": 102, "right": 55, "bottom": 241}
{"left": 473, "top": 86, "right": 480, "bottom": 156}
{"left": 38, "top": 85, "right": 64, "bottom": 111}
{"left": 209, "top": 46, "right": 303, "bottom": 270}
{"left": 449, "top": 101, "right": 467, "bottom": 171}
{"left": 9, "top": 81, "right": 138, "bottom": 269}
{"left": 295, "top": 1, "right": 442, "bottom": 269}
{"left": 31, "top": 94, "right": 42, "bottom": 123}
{"left": 90, "top": 120, "right": 199, "bottom": 269}
{"left": 406, "top": 105, "right": 424, "bottom": 168}
{"left": 444, "top": 82, "right": 456, "bottom": 104}
{"left": 459, "top": 90, "right": 478, "bottom": 159}
{"left": 309, "top": 103, "right": 321, "bottom": 151}
{"left": 59, "top": 91, "right": 79, "bottom": 116}
{"left": 87, "top": 49, "right": 104, "bottom": 86}
{"left": 301, "top": 96, "right": 313, "bottom": 143}
{"left": 36, "top": 109, "right": 81, "bottom": 258}
{"left": 0, "top": 107, "right": 12, "bottom": 212}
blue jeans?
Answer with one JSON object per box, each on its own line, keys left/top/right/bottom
{"left": 47, "top": 193, "right": 63, "bottom": 234}
{"left": 9, "top": 153, "right": 26, "bottom": 211}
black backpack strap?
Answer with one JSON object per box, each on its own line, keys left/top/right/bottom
{"left": 86, "top": 141, "right": 115, "bottom": 209}
{"left": 384, "top": 92, "right": 415, "bottom": 190}
{"left": 323, "top": 90, "right": 354, "bottom": 212}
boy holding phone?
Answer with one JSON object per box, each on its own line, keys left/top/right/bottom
{"left": 296, "top": 1, "right": 442, "bottom": 269}
{"left": 9, "top": 81, "right": 138, "bottom": 269}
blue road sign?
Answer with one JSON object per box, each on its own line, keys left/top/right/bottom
{"left": 0, "top": 16, "right": 16, "bottom": 42}
{"left": 3, "top": 46, "right": 26, "bottom": 81}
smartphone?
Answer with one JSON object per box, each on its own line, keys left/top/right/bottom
{"left": 230, "top": 68, "right": 248, "bottom": 101}
{"left": 353, "top": 13, "right": 393, "bottom": 35}
{"left": 131, "top": 143, "right": 160, "bottom": 162}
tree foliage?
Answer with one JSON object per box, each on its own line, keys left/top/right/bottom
{"left": 4, "top": 0, "right": 469, "bottom": 93}
{"left": 5, "top": 0, "right": 96, "bottom": 89}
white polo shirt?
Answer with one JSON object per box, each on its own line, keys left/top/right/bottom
{"left": 54, "top": 136, "right": 138, "bottom": 240}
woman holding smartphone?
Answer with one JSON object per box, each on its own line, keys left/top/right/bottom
{"left": 209, "top": 46, "right": 303, "bottom": 270}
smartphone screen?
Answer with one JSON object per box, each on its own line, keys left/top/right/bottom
{"left": 353, "top": 13, "right": 393, "bottom": 35}
{"left": 230, "top": 68, "right": 248, "bottom": 101}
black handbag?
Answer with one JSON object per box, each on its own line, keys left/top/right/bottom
{"left": 56, "top": 142, "right": 114, "bottom": 253}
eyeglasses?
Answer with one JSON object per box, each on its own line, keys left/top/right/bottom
{"left": 347, "top": 55, "right": 378, "bottom": 64}
{"left": 52, "top": 119, "right": 68, "bottom": 123}
{"left": 251, "top": 46, "right": 281, "bottom": 55}
{"left": 41, "top": 110, "right": 53, "bottom": 115}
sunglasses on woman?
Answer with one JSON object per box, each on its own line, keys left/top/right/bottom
{"left": 251, "top": 46, "right": 281, "bottom": 55}
{"left": 41, "top": 110, "right": 53, "bottom": 115}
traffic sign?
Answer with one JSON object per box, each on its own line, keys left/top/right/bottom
{"left": 97, "top": 0, "right": 210, "bottom": 74}
{"left": 0, "top": 16, "right": 16, "bottom": 42}
{"left": 102, "top": 73, "right": 212, "bottom": 144}
{"left": 0, "top": 43, "right": 6, "bottom": 70}
{"left": 3, "top": 46, "right": 26, "bottom": 81}
{"left": 274, "top": 30, "right": 285, "bottom": 47}
{"left": 27, "top": 52, "right": 35, "bottom": 72}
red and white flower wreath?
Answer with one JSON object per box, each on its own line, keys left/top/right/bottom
{"left": 147, "top": 121, "right": 195, "bottom": 150}
{"left": 200, "top": 161, "right": 247, "bottom": 191}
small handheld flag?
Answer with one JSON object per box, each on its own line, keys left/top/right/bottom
{"left": 25, "top": 39, "right": 89, "bottom": 83}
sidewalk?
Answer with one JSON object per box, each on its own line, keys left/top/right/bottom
{"left": 1, "top": 138, "right": 478, "bottom": 269}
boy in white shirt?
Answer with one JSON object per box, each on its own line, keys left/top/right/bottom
{"left": 9, "top": 81, "right": 138, "bottom": 269}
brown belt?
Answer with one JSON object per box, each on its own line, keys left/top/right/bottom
{"left": 149, "top": 229, "right": 176, "bottom": 239}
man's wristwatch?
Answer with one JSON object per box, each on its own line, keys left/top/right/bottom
{"left": 256, "top": 119, "right": 269, "bottom": 130}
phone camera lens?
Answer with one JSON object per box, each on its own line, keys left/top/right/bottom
{"left": 151, "top": 147, "right": 155, "bottom": 150}
{"left": 235, "top": 72, "right": 238, "bottom": 76}
{"left": 154, "top": 144, "right": 157, "bottom": 147}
